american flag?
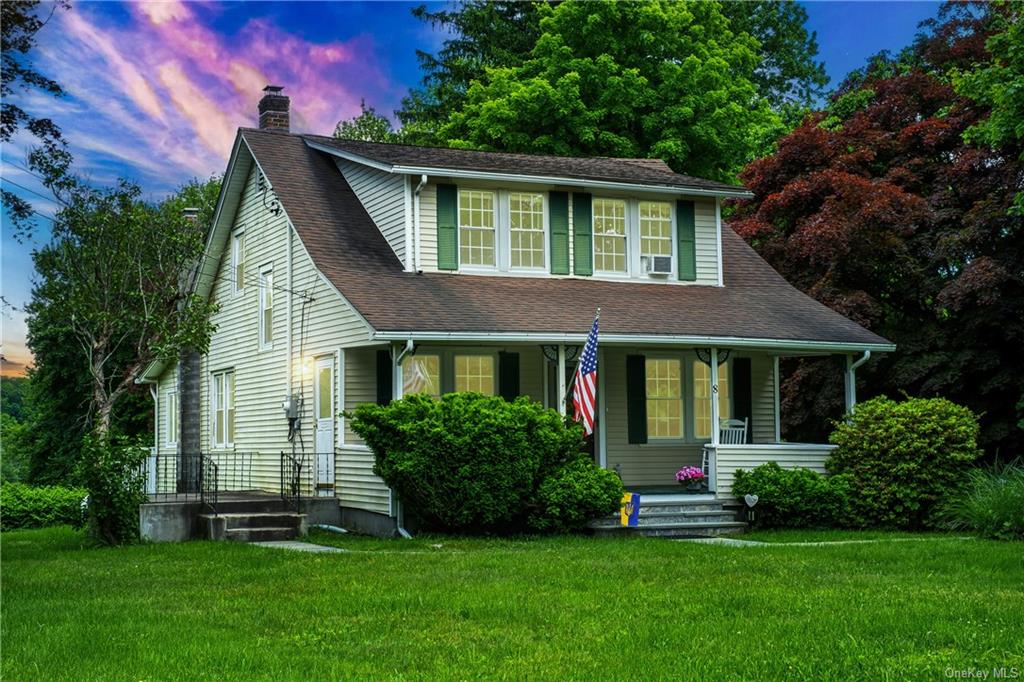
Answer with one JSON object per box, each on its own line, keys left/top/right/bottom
{"left": 572, "top": 310, "right": 600, "bottom": 435}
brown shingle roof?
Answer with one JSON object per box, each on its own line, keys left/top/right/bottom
{"left": 302, "top": 133, "right": 749, "bottom": 196}
{"left": 241, "top": 129, "right": 891, "bottom": 348}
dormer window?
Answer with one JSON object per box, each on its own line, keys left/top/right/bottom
{"left": 593, "top": 198, "right": 627, "bottom": 274}
{"left": 458, "top": 189, "right": 497, "bottom": 267}
{"left": 509, "top": 192, "right": 545, "bottom": 270}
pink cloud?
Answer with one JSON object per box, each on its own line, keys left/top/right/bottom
{"left": 157, "top": 61, "right": 237, "bottom": 157}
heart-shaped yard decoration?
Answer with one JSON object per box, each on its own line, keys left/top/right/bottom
{"left": 744, "top": 494, "right": 759, "bottom": 508}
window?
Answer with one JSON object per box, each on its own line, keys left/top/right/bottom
{"left": 231, "top": 231, "right": 245, "bottom": 293}
{"left": 646, "top": 358, "right": 683, "bottom": 438}
{"left": 402, "top": 354, "right": 441, "bottom": 398}
{"left": 509, "top": 192, "right": 545, "bottom": 269}
{"left": 259, "top": 266, "right": 273, "bottom": 348}
{"left": 459, "top": 189, "right": 496, "bottom": 267}
{"left": 593, "top": 198, "right": 627, "bottom": 273}
{"left": 693, "top": 360, "right": 730, "bottom": 439}
{"left": 212, "top": 370, "right": 235, "bottom": 448}
{"left": 165, "top": 390, "right": 178, "bottom": 446}
{"left": 639, "top": 201, "right": 672, "bottom": 260}
{"left": 454, "top": 355, "right": 495, "bottom": 395}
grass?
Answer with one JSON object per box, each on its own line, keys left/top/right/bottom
{"left": 3, "top": 527, "right": 1023, "bottom": 680}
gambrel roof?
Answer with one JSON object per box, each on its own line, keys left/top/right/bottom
{"left": 238, "top": 128, "right": 892, "bottom": 352}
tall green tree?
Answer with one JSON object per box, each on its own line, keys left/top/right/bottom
{"left": 1, "top": 0, "right": 73, "bottom": 238}
{"left": 423, "top": 1, "right": 783, "bottom": 182}
{"left": 399, "top": 0, "right": 826, "bottom": 151}
{"left": 728, "top": 4, "right": 1023, "bottom": 456}
{"left": 27, "top": 178, "right": 220, "bottom": 442}
{"left": 334, "top": 99, "right": 404, "bottom": 143}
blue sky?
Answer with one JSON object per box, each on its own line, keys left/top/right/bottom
{"left": 0, "top": 0, "right": 941, "bottom": 374}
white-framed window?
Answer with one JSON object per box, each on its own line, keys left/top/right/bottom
{"left": 454, "top": 354, "right": 495, "bottom": 395}
{"left": 259, "top": 266, "right": 273, "bottom": 348}
{"left": 211, "top": 370, "right": 235, "bottom": 449}
{"left": 402, "top": 354, "right": 442, "bottom": 399}
{"left": 639, "top": 200, "right": 673, "bottom": 263}
{"left": 508, "top": 192, "right": 545, "bottom": 270}
{"left": 645, "top": 358, "right": 683, "bottom": 439}
{"left": 693, "top": 359, "right": 731, "bottom": 440}
{"left": 231, "top": 231, "right": 245, "bottom": 294}
{"left": 164, "top": 389, "right": 178, "bottom": 446}
{"left": 593, "top": 198, "right": 628, "bottom": 273}
{"left": 458, "top": 189, "right": 497, "bottom": 267}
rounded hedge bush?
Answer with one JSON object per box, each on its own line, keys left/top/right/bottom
{"left": 529, "top": 458, "right": 623, "bottom": 533}
{"left": 351, "top": 392, "right": 610, "bottom": 534}
{"left": 0, "top": 482, "right": 87, "bottom": 531}
{"left": 732, "top": 462, "right": 851, "bottom": 529}
{"left": 827, "top": 395, "right": 981, "bottom": 529}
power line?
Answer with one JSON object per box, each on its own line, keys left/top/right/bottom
{"left": 0, "top": 177, "right": 68, "bottom": 207}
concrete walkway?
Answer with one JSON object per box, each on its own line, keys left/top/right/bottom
{"left": 251, "top": 540, "right": 348, "bottom": 553}
{"left": 677, "top": 536, "right": 974, "bottom": 547}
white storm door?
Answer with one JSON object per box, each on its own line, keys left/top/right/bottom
{"left": 313, "top": 356, "right": 336, "bottom": 496}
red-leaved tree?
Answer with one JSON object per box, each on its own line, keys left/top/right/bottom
{"left": 729, "top": 3, "right": 1024, "bottom": 457}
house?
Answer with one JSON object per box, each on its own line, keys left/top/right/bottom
{"left": 139, "top": 86, "right": 893, "bottom": 538}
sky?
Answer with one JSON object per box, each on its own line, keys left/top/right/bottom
{"left": 0, "top": 0, "right": 941, "bottom": 377}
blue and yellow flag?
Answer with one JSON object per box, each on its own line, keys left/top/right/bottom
{"left": 620, "top": 492, "right": 640, "bottom": 527}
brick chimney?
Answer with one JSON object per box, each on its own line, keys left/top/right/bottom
{"left": 258, "top": 85, "right": 290, "bottom": 131}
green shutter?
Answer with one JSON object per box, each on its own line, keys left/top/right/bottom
{"left": 677, "top": 199, "right": 696, "bottom": 281}
{"left": 573, "top": 193, "right": 593, "bottom": 276}
{"left": 376, "top": 350, "right": 392, "bottom": 405}
{"left": 436, "top": 184, "right": 458, "bottom": 270}
{"left": 549, "top": 191, "right": 570, "bottom": 275}
{"left": 626, "top": 354, "right": 648, "bottom": 444}
{"left": 498, "top": 351, "right": 520, "bottom": 401}
{"left": 733, "top": 358, "right": 752, "bottom": 444}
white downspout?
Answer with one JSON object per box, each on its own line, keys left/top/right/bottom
{"left": 403, "top": 176, "right": 414, "bottom": 272}
{"left": 287, "top": 224, "right": 293, "bottom": 396}
{"left": 844, "top": 350, "right": 871, "bottom": 413}
{"left": 392, "top": 339, "right": 415, "bottom": 538}
{"left": 413, "top": 174, "right": 427, "bottom": 273}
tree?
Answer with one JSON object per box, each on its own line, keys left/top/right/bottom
{"left": 719, "top": 1, "right": 828, "bottom": 126}
{"left": 399, "top": 0, "right": 828, "bottom": 147}
{"left": 334, "top": 99, "right": 404, "bottom": 143}
{"left": 426, "top": 1, "right": 784, "bottom": 182}
{"left": 1, "top": 0, "right": 73, "bottom": 238}
{"left": 27, "top": 178, "right": 220, "bottom": 441}
{"left": 728, "top": 4, "right": 1024, "bottom": 456}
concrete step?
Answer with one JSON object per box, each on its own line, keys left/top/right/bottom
{"left": 199, "top": 512, "right": 302, "bottom": 530}
{"left": 224, "top": 526, "right": 298, "bottom": 542}
{"left": 590, "top": 510, "right": 739, "bottom": 528}
{"left": 592, "top": 520, "right": 748, "bottom": 539}
{"left": 637, "top": 503, "right": 727, "bottom": 514}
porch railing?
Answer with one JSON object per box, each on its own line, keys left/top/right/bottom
{"left": 707, "top": 443, "right": 837, "bottom": 496}
{"left": 143, "top": 452, "right": 257, "bottom": 513}
{"left": 280, "top": 452, "right": 302, "bottom": 513}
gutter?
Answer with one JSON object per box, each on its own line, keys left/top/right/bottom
{"left": 371, "top": 330, "right": 895, "bottom": 354}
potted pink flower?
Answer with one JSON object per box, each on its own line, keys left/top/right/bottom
{"left": 676, "top": 466, "right": 706, "bottom": 491}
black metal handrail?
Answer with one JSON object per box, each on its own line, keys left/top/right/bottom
{"left": 280, "top": 452, "right": 301, "bottom": 513}
{"left": 200, "top": 455, "right": 218, "bottom": 514}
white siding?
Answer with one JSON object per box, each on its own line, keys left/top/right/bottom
{"left": 417, "top": 182, "right": 719, "bottom": 284}
{"left": 715, "top": 444, "right": 835, "bottom": 496}
{"left": 418, "top": 183, "right": 437, "bottom": 270}
{"left": 197, "top": 163, "right": 374, "bottom": 495}
{"left": 750, "top": 354, "right": 776, "bottom": 444}
{"left": 337, "top": 160, "right": 407, "bottom": 263}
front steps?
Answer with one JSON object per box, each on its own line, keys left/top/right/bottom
{"left": 589, "top": 496, "right": 747, "bottom": 538}
{"left": 198, "top": 498, "right": 307, "bottom": 542}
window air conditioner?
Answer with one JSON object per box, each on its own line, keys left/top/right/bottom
{"left": 646, "top": 255, "right": 673, "bottom": 275}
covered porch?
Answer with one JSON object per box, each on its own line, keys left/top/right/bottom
{"left": 384, "top": 335, "right": 880, "bottom": 499}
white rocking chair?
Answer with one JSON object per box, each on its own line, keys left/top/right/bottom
{"left": 701, "top": 418, "right": 749, "bottom": 479}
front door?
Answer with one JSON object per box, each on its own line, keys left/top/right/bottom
{"left": 313, "top": 356, "right": 335, "bottom": 497}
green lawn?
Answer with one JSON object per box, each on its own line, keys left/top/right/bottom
{"left": 2, "top": 527, "right": 1022, "bottom": 680}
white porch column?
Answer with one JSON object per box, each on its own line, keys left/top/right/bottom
{"left": 392, "top": 343, "right": 404, "bottom": 400}
{"left": 556, "top": 344, "right": 567, "bottom": 417}
{"left": 773, "top": 355, "right": 781, "bottom": 443}
{"left": 709, "top": 347, "right": 720, "bottom": 446}
{"left": 597, "top": 348, "right": 607, "bottom": 468}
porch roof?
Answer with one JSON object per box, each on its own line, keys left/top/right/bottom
{"left": 240, "top": 129, "right": 894, "bottom": 353}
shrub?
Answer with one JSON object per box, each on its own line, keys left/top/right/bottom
{"left": 939, "top": 462, "right": 1024, "bottom": 540}
{"left": 0, "top": 482, "right": 87, "bottom": 531}
{"left": 828, "top": 396, "right": 981, "bottom": 529}
{"left": 529, "top": 458, "right": 624, "bottom": 533}
{"left": 732, "top": 462, "right": 852, "bottom": 528}
{"left": 350, "top": 392, "right": 593, "bottom": 533}
{"left": 78, "top": 436, "right": 148, "bottom": 545}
